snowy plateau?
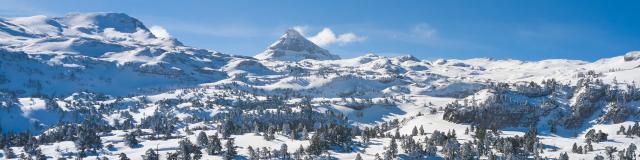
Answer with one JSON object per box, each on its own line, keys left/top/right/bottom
{"left": 0, "top": 12, "right": 639, "bottom": 160}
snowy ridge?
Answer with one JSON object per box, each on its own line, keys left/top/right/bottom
{"left": 0, "top": 13, "right": 231, "bottom": 96}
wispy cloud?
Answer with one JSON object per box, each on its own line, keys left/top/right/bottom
{"left": 346, "top": 22, "right": 496, "bottom": 57}
{"left": 411, "top": 23, "right": 437, "bottom": 39}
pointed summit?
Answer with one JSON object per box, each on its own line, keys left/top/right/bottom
{"left": 255, "top": 29, "right": 340, "bottom": 61}
{"left": 282, "top": 28, "right": 305, "bottom": 39}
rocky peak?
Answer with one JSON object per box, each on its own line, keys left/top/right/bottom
{"left": 254, "top": 29, "right": 340, "bottom": 61}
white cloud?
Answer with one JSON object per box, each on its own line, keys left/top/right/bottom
{"left": 307, "top": 28, "right": 366, "bottom": 47}
{"left": 412, "top": 23, "right": 437, "bottom": 38}
{"left": 149, "top": 25, "right": 172, "bottom": 39}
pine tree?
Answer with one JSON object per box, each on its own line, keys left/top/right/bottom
{"left": 383, "top": 150, "right": 393, "bottom": 160}
{"left": 450, "top": 129, "right": 457, "bottom": 139}
{"left": 361, "top": 129, "right": 370, "bottom": 144}
{"left": 618, "top": 125, "right": 626, "bottom": 135}
{"left": 196, "top": 132, "right": 209, "bottom": 148}
{"left": 280, "top": 143, "right": 289, "bottom": 159}
{"left": 388, "top": 137, "right": 398, "bottom": 158}
{"left": 166, "top": 152, "right": 179, "bottom": 160}
{"left": 264, "top": 125, "right": 276, "bottom": 141}
{"left": 558, "top": 152, "right": 569, "bottom": 160}
{"left": 626, "top": 143, "right": 636, "bottom": 159}
{"left": 35, "top": 151, "right": 46, "bottom": 160}
{"left": 572, "top": 143, "right": 579, "bottom": 153}
{"left": 193, "top": 148, "right": 203, "bottom": 160}
{"left": 290, "top": 128, "right": 298, "bottom": 140}
{"left": 142, "top": 148, "right": 159, "bottom": 160}
{"left": 75, "top": 119, "right": 103, "bottom": 151}
{"left": 307, "top": 133, "right": 326, "bottom": 155}
{"left": 293, "top": 147, "right": 304, "bottom": 160}
{"left": 605, "top": 146, "right": 617, "bottom": 160}
{"left": 460, "top": 142, "right": 475, "bottom": 159}
{"left": 221, "top": 119, "right": 235, "bottom": 139}
{"left": 355, "top": 153, "right": 363, "bottom": 160}
{"left": 207, "top": 134, "right": 222, "bottom": 155}
{"left": 253, "top": 123, "right": 260, "bottom": 135}
{"left": 585, "top": 139, "right": 594, "bottom": 152}
{"left": 23, "top": 137, "right": 39, "bottom": 156}
{"left": 223, "top": 139, "right": 237, "bottom": 160}
{"left": 374, "top": 153, "right": 382, "bottom": 160}
{"left": 247, "top": 146, "right": 258, "bottom": 160}
{"left": 411, "top": 126, "right": 418, "bottom": 136}
{"left": 443, "top": 139, "right": 460, "bottom": 160}
{"left": 3, "top": 145, "right": 16, "bottom": 159}
{"left": 125, "top": 133, "right": 139, "bottom": 148}
{"left": 302, "top": 126, "right": 309, "bottom": 140}
{"left": 119, "top": 153, "right": 131, "bottom": 160}
{"left": 178, "top": 138, "right": 196, "bottom": 160}
{"left": 577, "top": 146, "right": 583, "bottom": 154}
{"left": 425, "top": 140, "right": 437, "bottom": 156}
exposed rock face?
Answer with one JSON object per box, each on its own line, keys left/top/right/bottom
{"left": 623, "top": 51, "right": 640, "bottom": 61}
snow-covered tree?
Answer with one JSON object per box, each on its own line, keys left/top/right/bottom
{"left": 223, "top": 138, "right": 237, "bottom": 160}
{"left": 207, "top": 134, "right": 222, "bottom": 155}
{"left": 125, "top": 133, "right": 139, "bottom": 148}
{"left": 119, "top": 153, "right": 130, "bottom": 160}
{"left": 142, "top": 148, "right": 159, "bottom": 160}
{"left": 196, "top": 131, "right": 209, "bottom": 148}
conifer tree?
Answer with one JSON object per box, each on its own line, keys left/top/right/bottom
{"left": 196, "top": 132, "right": 209, "bottom": 148}
{"left": 125, "top": 133, "right": 139, "bottom": 148}
{"left": 223, "top": 139, "right": 237, "bottom": 160}
{"left": 355, "top": 153, "right": 363, "bottom": 160}
{"left": 119, "top": 153, "right": 131, "bottom": 160}
{"left": 207, "top": 134, "right": 222, "bottom": 155}
{"left": 388, "top": 137, "right": 398, "bottom": 158}
{"left": 142, "top": 148, "right": 159, "bottom": 160}
{"left": 3, "top": 146, "right": 16, "bottom": 159}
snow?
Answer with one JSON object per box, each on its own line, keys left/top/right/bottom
{"left": 1, "top": 12, "right": 639, "bottom": 160}
{"left": 18, "top": 98, "right": 47, "bottom": 112}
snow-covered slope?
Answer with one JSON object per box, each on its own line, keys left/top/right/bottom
{"left": 0, "top": 13, "right": 639, "bottom": 160}
{"left": 0, "top": 13, "right": 232, "bottom": 96}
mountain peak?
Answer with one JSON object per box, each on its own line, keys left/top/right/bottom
{"left": 255, "top": 29, "right": 340, "bottom": 61}
{"left": 283, "top": 28, "right": 304, "bottom": 38}
{"left": 56, "top": 12, "right": 149, "bottom": 33}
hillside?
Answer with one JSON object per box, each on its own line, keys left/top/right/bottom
{"left": 0, "top": 13, "right": 638, "bottom": 160}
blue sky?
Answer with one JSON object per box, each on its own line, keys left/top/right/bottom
{"left": 1, "top": 0, "right": 639, "bottom": 61}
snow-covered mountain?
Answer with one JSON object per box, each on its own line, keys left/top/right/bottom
{"left": 0, "top": 13, "right": 639, "bottom": 160}
{"left": 255, "top": 29, "right": 340, "bottom": 61}
{"left": 0, "top": 13, "right": 235, "bottom": 96}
